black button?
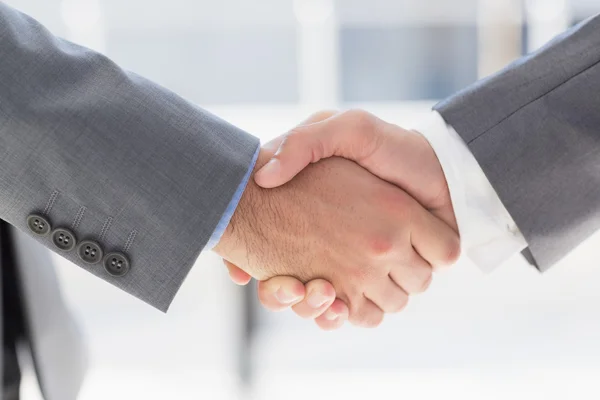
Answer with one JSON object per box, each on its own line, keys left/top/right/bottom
{"left": 27, "top": 214, "right": 51, "bottom": 236}
{"left": 103, "top": 252, "right": 130, "bottom": 277}
{"left": 77, "top": 240, "right": 103, "bottom": 264}
{"left": 51, "top": 228, "right": 77, "bottom": 252}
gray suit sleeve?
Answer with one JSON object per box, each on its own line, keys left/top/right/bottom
{"left": 435, "top": 14, "right": 600, "bottom": 271}
{"left": 0, "top": 4, "right": 259, "bottom": 311}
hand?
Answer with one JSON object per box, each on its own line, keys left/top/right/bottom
{"left": 214, "top": 132, "right": 459, "bottom": 327}
{"left": 247, "top": 109, "right": 461, "bottom": 330}
{"left": 223, "top": 112, "right": 350, "bottom": 330}
{"left": 255, "top": 109, "right": 457, "bottom": 232}
{"left": 224, "top": 259, "right": 349, "bottom": 331}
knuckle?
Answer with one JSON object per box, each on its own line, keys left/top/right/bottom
{"left": 345, "top": 109, "right": 377, "bottom": 132}
{"left": 360, "top": 311, "right": 385, "bottom": 328}
{"left": 418, "top": 269, "right": 434, "bottom": 293}
{"left": 257, "top": 288, "right": 280, "bottom": 311}
{"left": 411, "top": 271, "right": 433, "bottom": 294}
{"left": 291, "top": 303, "right": 316, "bottom": 319}
{"left": 281, "top": 129, "right": 303, "bottom": 147}
{"left": 308, "top": 109, "right": 338, "bottom": 122}
{"left": 440, "top": 236, "right": 461, "bottom": 266}
{"left": 348, "top": 265, "right": 378, "bottom": 286}
{"left": 377, "top": 188, "right": 412, "bottom": 217}
{"left": 390, "top": 294, "right": 409, "bottom": 313}
{"left": 365, "top": 235, "right": 395, "bottom": 259}
{"left": 398, "top": 257, "right": 434, "bottom": 295}
{"left": 281, "top": 127, "right": 324, "bottom": 161}
{"left": 407, "top": 263, "right": 433, "bottom": 294}
{"left": 307, "top": 279, "right": 336, "bottom": 298}
{"left": 348, "top": 301, "right": 384, "bottom": 328}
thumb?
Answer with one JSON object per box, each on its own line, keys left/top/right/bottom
{"left": 254, "top": 109, "right": 382, "bottom": 188}
{"left": 223, "top": 259, "right": 252, "bottom": 285}
{"left": 254, "top": 110, "right": 338, "bottom": 188}
{"left": 254, "top": 131, "right": 322, "bottom": 188}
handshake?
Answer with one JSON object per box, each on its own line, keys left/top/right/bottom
{"left": 214, "top": 109, "right": 460, "bottom": 329}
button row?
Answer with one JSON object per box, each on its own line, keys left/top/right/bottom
{"left": 26, "top": 213, "right": 130, "bottom": 277}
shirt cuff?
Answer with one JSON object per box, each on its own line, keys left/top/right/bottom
{"left": 205, "top": 146, "right": 260, "bottom": 250}
{"left": 413, "top": 111, "right": 528, "bottom": 272}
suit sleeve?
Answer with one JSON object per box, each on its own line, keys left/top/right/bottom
{"left": 0, "top": 4, "right": 259, "bottom": 311}
{"left": 435, "top": 14, "right": 600, "bottom": 271}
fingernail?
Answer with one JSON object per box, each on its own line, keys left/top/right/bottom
{"left": 275, "top": 287, "right": 300, "bottom": 304}
{"left": 258, "top": 158, "right": 280, "bottom": 177}
{"left": 307, "top": 292, "right": 328, "bottom": 308}
{"left": 324, "top": 309, "right": 338, "bottom": 321}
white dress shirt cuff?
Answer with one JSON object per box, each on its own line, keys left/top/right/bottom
{"left": 413, "top": 111, "right": 528, "bottom": 272}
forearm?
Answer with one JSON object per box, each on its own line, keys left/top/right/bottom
{"left": 0, "top": 3, "right": 259, "bottom": 310}
{"left": 214, "top": 147, "right": 284, "bottom": 279}
{"left": 435, "top": 13, "right": 600, "bottom": 269}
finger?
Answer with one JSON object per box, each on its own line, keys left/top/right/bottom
{"left": 410, "top": 207, "right": 461, "bottom": 269}
{"left": 262, "top": 136, "right": 285, "bottom": 153}
{"left": 291, "top": 279, "right": 336, "bottom": 319}
{"left": 261, "top": 110, "right": 339, "bottom": 156}
{"left": 255, "top": 109, "right": 383, "bottom": 189}
{"left": 257, "top": 276, "right": 306, "bottom": 312}
{"left": 255, "top": 110, "right": 353, "bottom": 189}
{"left": 364, "top": 278, "right": 409, "bottom": 314}
{"left": 348, "top": 296, "right": 385, "bottom": 328}
{"left": 388, "top": 255, "right": 434, "bottom": 294}
{"left": 254, "top": 134, "right": 319, "bottom": 188}
{"left": 223, "top": 259, "right": 252, "bottom": 285}
{"left": 315, "top": 298, "right": 349, "bottom": 331}
{"left": 298, "top": 109, "right": 339, "bottom": 126}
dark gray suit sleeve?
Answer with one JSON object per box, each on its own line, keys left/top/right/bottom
{"left": 0, "top": 4, "right": 259, "bottom": 311}
{"left": 435, "top": 14, "right": 600, "bottom": 271}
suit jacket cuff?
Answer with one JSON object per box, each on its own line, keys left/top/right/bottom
{"left": 205, "top": 146, "right": 260, "bottom": 250}
{"left": 413, "top": 111, "right": 527, "bottom": 272}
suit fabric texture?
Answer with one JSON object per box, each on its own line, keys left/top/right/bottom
{"left": 436, "top": 14, "right": 600, "bottom": 271}
{"left": 0, "top": 3, "right": 259, "bottom": 399}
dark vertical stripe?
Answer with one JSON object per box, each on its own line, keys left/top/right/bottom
{"left": 2, "top": 221, "right": 23, "bottom": 399}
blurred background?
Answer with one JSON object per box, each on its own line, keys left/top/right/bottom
{"left": 5, "top": 0, "right": 600, "bottom": 399}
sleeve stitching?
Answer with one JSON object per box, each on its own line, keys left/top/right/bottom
{"left": 468, "top": 58, "right": 600, "bottom": 145}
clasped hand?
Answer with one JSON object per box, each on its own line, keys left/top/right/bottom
{"left": 214, "top": 110, "right": 460, "bottom": 329}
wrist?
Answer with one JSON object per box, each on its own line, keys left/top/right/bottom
{"left": 213, "top": 149, "right": 272, "bottom": 265}
{"left": 410, "top": 122, "right": 457, "bottom": 232}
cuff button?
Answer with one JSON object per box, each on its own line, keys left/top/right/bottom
{"left": 27, "top": 214, "right": 51, "bottom": 236}
{"left": 103, "top": 252, "right": 130, "bottom": 277}
{"left": 77, "top": 240, "right": 104, "bottom": 264}
{"left": 51, "top": 228, "right": 77, "bottom": 252}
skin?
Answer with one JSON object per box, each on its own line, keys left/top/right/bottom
{"left": 222, "top": 112, "right": 349, "bottom": 330}
{"left": 224, "top": 258, "right": 348, "bottom": 330}
{"left": 223, "top": 109, "right": 459, "bottom": 330}
{"left": 256, "top": 109, "right": 456, "bottom": 230}
{"left": 214, "top": 112, "right": 459, "bottom": 328}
